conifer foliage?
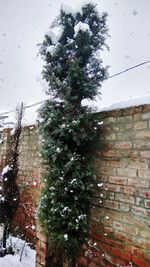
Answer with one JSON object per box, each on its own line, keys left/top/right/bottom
{"left": 38, "top": 3, "right": 108, "bottom": 262}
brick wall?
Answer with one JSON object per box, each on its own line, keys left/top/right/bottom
{"left": 78, "top": 105, "right": 150, "bottom": 267}
{"left": 12, "top": 125, "right": 43, "bottom": 244}
{"left": 0, "top": 126, "right": 43, "bottom": 244}
{"left": 0, "top": 104, "right": 150, "bottom": 267}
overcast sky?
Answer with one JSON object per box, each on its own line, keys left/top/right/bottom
{"left": 0, "top": 0, "right": 150, "bottom": 122}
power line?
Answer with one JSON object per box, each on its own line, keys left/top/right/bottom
{"left": 108, "top": 59, "right": 150, "bottom": 79}
{"left": 0, "top": 59, "right": 150, "bottom": 117}
{"left": 0, "top": 99, "right": 47, "bottom": 116}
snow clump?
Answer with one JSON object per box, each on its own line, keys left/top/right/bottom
{"left": 74, "top": 22, "right": 92, "bottom": 37}
{"left": 45, "top": 26, "right": 63, "bottom": 45}
{"left": 2, "top": 165, "right": 12, "bottom": 176}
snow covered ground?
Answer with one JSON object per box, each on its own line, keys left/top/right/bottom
{"left": 0, "top": 236, "right": 35, "bottom": 267}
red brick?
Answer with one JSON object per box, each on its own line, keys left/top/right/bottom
{"left": 103, "top": 200, "right": 119, "bottom": 210}
{"left": 125, "top": 246, "right": 145, "bottom": 258}
{"left": 132, "top": 256, "right": 150, "bottom": 267}
{"left": 109, "top": 176, "right": 127, "bottom": 185}
{"left": 123, "top": 186, "right": 136, "bottom": 195}
{"left": 37, "top": 232, "right": 47, "bottom": 243}
{"left": 111, "top": 247, "right": 131, "bottom": 261}
{"left": 102, "top": 150, "right": 122, "bottom": 158}
{"left": 113, "top": 221, "right": 123, "bottom": 231}
{"left": 78, "top": 256, "right": 87, "bottom": 266}
{"left": 123, "top": 225, "right": 139, "bottom": 236}
{"left": 89, "top": 262, "right": 97, "bottom": 267}
{"left": 115, "top": 141, "right": 132, "bottom": 149}
{"left": 105, "top": 253, "right": 128, "bottom": 267}
{"left": 96, "top": 241, "right": 111, "bottom": 253}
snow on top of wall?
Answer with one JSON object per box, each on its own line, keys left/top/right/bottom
{"left": 100, "top": 94, "right": 150, "bottom": 112}
{"left": 74, "top": 21, "right": 92, "bottom": 37}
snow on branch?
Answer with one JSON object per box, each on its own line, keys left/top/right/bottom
{"left": 74, "top": 21, "right": 92, "bottom": 37}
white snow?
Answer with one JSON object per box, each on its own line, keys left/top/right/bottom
{"left": 46, "top": 45, "right": 56, "bottom": 55}
{"left": 97, "top": 183, "right": 103, "bottom": 187}
{"left": 45, "top": 26, "right": 63, "bottom": 45}
{"left": 0, "top": 236, "right": 36, "bottom": 267}
{"left": 63, "top": 234, "right": 68, "bottom": 241}
{"left": 2, "top": 165, "right": 12, "bottom": 176}
{"left": 100, "top": 94, "right": 150, "bottom": 112}
{"left": 74, "top": 21, "right": 92, "bottom": 38}
{"left": 61, "top": 3, "right": 76, "bottom": 15}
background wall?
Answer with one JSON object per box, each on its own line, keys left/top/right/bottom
{"left": 0, "top": 104, "right": 150, "bottom": 267}
{"left": 79, "top": 105, "right": 150, "bottom": 267}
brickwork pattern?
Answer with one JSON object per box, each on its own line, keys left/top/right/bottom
{"left": 79, "top": 105, "right": 150, "bottom": 267}
{"left": 12, "top": 126, "right": 43, "bottom": 243}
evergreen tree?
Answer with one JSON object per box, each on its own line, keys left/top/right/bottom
{"left": 38, "top": 3, "right": 108, "bottom": 265}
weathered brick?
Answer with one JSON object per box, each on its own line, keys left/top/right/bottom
{"left": 140, "top": 151, "right": 150, "bottom": 158}
{"left": 133, "top": 140, "right": 150, "bottom": 149}
{"left": 109, "top": 176, "right": 127, "bottom": 185}
{"left": 103, "top": 200, "right": 119, "bottom": 210}
{"left": 128, "top": 159, "right": 149, "bottom": 170}
{"left": 124, "top": 225, "right": 139, "bottom": 236}
{"left": 115, "top": 193, "right": 134, "bottom": 204}
{"left": 128, "top": 178, "right": 149, "bottom": 188}
{"left": 105, "top": 133, "right": 116, "bottom": 141}
{"left": 113, "top": 221, "right": 123, "bottom": 231}
{"left": 134, "top": 121, "right": 147, "bottom": 130}
{"left": 141, "top": 112, "right": 150, "bottom": 120}
{"left": 117, "top": 132, "right": 132, "bottom": 140}
{"left": 131, "top": 205, "right": 150, "bottom": 218}
{"left": 133, "top": 113, "right": 141, "bottom": 122}
{"left": 117, "top": 115, "right": 132, "bottom": 123}
{"left": 103, "top": 117, "right": 117, "bottom": 124}
{"left": 140, "top": 230, "right": 150, "bottom": 239}
{"left": 119, "top": 203, "right": 130, "bottom": 212}
{"left": 117, "top": 168, "right": 137, "bottom": 178}
{"left": 138, "top": 169, "right": 150, "bottom": 179}
{"left": 105, "top": 183, "right": 122, "bottom": 193}
{"left": 101, "top": 160, "right": 125, "bottom": 168}
{"left": 100, "top": 167, "right": 116, "bottom": 175}
{"left": 115, "top": 141, "right": 132, "bottom": 149}
{"left": 114, "top": 123, "right": 132, "bottom": 131}
{"left": 135, "top": 238, "right": 150, "bottom": 249}
{"left": 101, "top": 150, "right": 122, "bottom": 158}
{"left": 133, "top": 130, "right": 150, "bottom": 140}
{"left": 123, "top": 186, "right": 136, "bottom": 195}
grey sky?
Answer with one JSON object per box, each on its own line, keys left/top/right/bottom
{"left": 0, "top": 0, "right": 150, "bottom": 118}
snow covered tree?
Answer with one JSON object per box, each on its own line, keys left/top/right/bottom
{"left": 38, "top": 3, "right": 108, "bottom": 266}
